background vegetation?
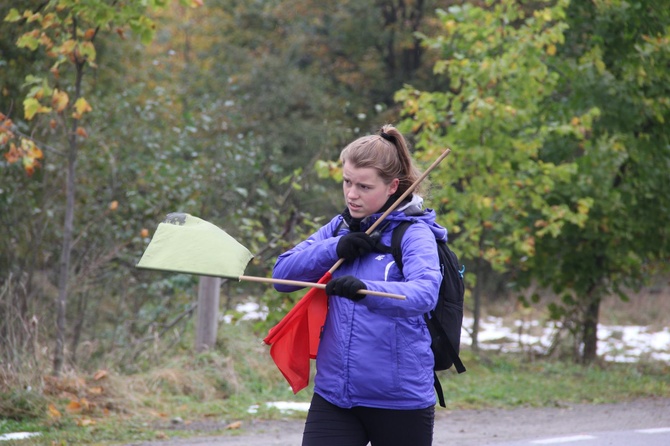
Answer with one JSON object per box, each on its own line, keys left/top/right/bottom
{"left": 1, "top": 0, "right": 668, "bottom": 443}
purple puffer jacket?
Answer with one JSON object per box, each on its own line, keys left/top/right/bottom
{"left": 272, "top": 200, "right": 446, "bottom": 410}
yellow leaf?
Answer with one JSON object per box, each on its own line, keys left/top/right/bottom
{"left": 27, "top": 144, "right": 43, "bottom": 160}
{"left": 93, "top": 369, "right": 108, "bottom": 380}
{"left": 76, "top": 127, "right": 88, "bottom": 138}
{"left": 225, "top": 421, "right": 243, "bottom": 430}
{"left": 577, "top": 199, "right": 591, "bottom": 215}
{"left": 66, "top": 400, "right": 82, "bottom": 413}
{"left": 27, "top": 12, "right": 42, "bottom": 23}
{"left": 76, "top": 418, "right": 96, "bottom": 426}
{"left": 546, "top": 44, "right": 557, "bottom": 56}
{"left": 59, "top": 39, "right": 77, "bottom": 56}
{"left": 52, "top": 89, "right": 69, "bottom": 112}
{"left": 88, "top": 386, "right": 103, "bottom": 395}
{"left": 4, "top": 142, "right": 21, "bottom": 163}
{"left": 74, "top": 97, "right": 92, "bottom": 115}
{"left": 24, "top": 98, "right": 51, "bottom": 120}
{"left": 48, "top": 403, "right": 61, "bottom": 419}
{"left": 39, "top": 32, "right": 53, "bottom": 49}
{"left": 23, "top": 158, "right": 37, "bottom": 176}
{"left": 41, "top": 12, "right": 57, "bottom": 28}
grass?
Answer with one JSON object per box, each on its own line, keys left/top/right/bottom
{"left": 439, "top": 351, "right": 669, "bottom": 409}
{"left": 2, "top": 285, "right": 670, "bottom": 445}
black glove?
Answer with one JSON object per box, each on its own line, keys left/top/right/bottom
{"left": 326, "top": 275, "right": 367, "bottom": 301}
{"left": 336, "top": 232, "right": 377, "bottom": 260}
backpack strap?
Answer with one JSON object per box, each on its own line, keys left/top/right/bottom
{"left": 427, "top": 309, "right": 467, "bottom": 374}
{"left": 390, "top": 221, "right": 413, "bottom": 270}
{"left": 434, "top": 371, "right": 446, "bottom": 408}
{"left": 333, "top": 218, "right": 345, "bottom": 237}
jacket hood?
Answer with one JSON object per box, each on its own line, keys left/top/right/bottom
{"left": 341, "top": 194, "right": 449, "bottom": 243}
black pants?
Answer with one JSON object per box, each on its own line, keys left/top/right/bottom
{"left": 302, "top": 393, "right": 435, "bottom": 446}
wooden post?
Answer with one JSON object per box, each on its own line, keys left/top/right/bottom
{"left": 196, "top": 276, "right": 221, "bottom": 352}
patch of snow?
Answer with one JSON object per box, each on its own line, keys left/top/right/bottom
{"left": 222, "top": 301, "right": 268, "bottom": 324}
{"left": 461, "top": 316, "right": 670, "bottom": 363}
{"left": 247, "top": 401, "right": 310, "bottom": 414}
{"left": 0, "top": 432, "right": 41, "bottom": 441}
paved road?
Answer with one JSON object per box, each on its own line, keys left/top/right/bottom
{"left": 125, "top": 398, "right": 670, "bottom": 446}
{"left": 491, "top": 427, "right": 670, "bottom": 445}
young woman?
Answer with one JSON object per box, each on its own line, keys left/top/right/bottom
{"left": 272, "top": 124, "right": 447, "bottom": 446}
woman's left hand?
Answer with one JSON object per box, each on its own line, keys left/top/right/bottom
{"left": 326, "top": 275, "right": 367, "bottom": 301}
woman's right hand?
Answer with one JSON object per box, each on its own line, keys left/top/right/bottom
{"left": 336, "top": 232, "right": 377, "bottom": 260}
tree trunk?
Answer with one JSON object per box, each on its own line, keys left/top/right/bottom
{"left": 471, "top": 275, "right": 481, "bottom": 353}
{"left": 53, "top": 52, "right": 84, "bottom": 376}
{"left": 70, "top": 288, "right": 89, "bottom": 365}
{"left": 581, "top": 294, "right": 601, "bottom": 364}
{"left": 470, "top": 236, "right": 487, "bottom": 353}
{"left": 53, "top": 138, "right": 76, "bottom": 376}
{"left": 196, "top": 276, "right": 221, "bottom": 352}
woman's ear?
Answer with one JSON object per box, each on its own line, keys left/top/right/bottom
{"left": 389, "top": 178, "right": 399, "bottom": 195}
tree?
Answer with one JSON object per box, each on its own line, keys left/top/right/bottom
{"left": 1, "top": 0, "right": 200, "bottom": 376}
{"left": 526, "top": 0, "right": 670, "bottom": 363}
{"left": 395, "top": 0, "right": 588, "bottom": 351}
{"left": 398, "top": 0, "right": 670, "bottom": 363}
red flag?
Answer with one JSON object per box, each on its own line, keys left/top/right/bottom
{"left": 263, "top": 272, "right": 331, "bottom": 393}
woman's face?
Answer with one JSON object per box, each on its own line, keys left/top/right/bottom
{"left": 342, "top": 163, "right": 399, "bottom": 219}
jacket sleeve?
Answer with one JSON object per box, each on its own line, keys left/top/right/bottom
{"left": 272, "top": 217, "right": 343, "bottom": 292}
{"left": 359, "top": 223, "right": 441, "bottom": 318}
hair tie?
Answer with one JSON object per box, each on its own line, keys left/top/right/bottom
{"left": 380, "top": 131, "right": 395, "bottom": 143}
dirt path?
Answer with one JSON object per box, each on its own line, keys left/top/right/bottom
{"left": 124, "top": 397, "right": 670, "bottom": 446}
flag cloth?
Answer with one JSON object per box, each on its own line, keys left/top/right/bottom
{"left": 263, "top": 272, "right": 331, "bottom": 394}
{"left": 136, "top": 213, "right": 253, "bottom": 278}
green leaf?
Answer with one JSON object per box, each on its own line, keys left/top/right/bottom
{"left": 79, "top": 41, "right": 97, "bottom": 62}
{"left": 4, "top": 8, "right": 21, "bottom": 22}
{"left": 23, "top": 98, "right": 51, "bottom": 120}
{"left": 17, "top": 33, "right": 39, "bottom": 51}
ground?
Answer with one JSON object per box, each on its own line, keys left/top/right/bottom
{"left": 125, "top": 397, "right": 670, "bottom": 446}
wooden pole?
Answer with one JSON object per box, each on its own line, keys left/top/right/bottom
{"left": 239, "top": 275, "right": 406, "bottom": 300}
{"left": 196, "top": 276, "right": 221, "bottom": 352}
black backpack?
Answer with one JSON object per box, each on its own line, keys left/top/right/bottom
{"left": 390, "top": 221, "right": 466, "bottom": 408}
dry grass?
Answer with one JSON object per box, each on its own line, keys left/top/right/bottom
{"left": 600, "top": 281, "right": 670, "bottom": 329}
{"left": 483, "top": 276, "right": 670, "bottom": 329}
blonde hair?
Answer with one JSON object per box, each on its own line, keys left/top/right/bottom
{"left": 340, "top": 124, "right": 424, "bottom": 196}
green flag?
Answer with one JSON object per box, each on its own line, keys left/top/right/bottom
{"left": 136, "top": 213, "right": 254, "bottom": 278}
